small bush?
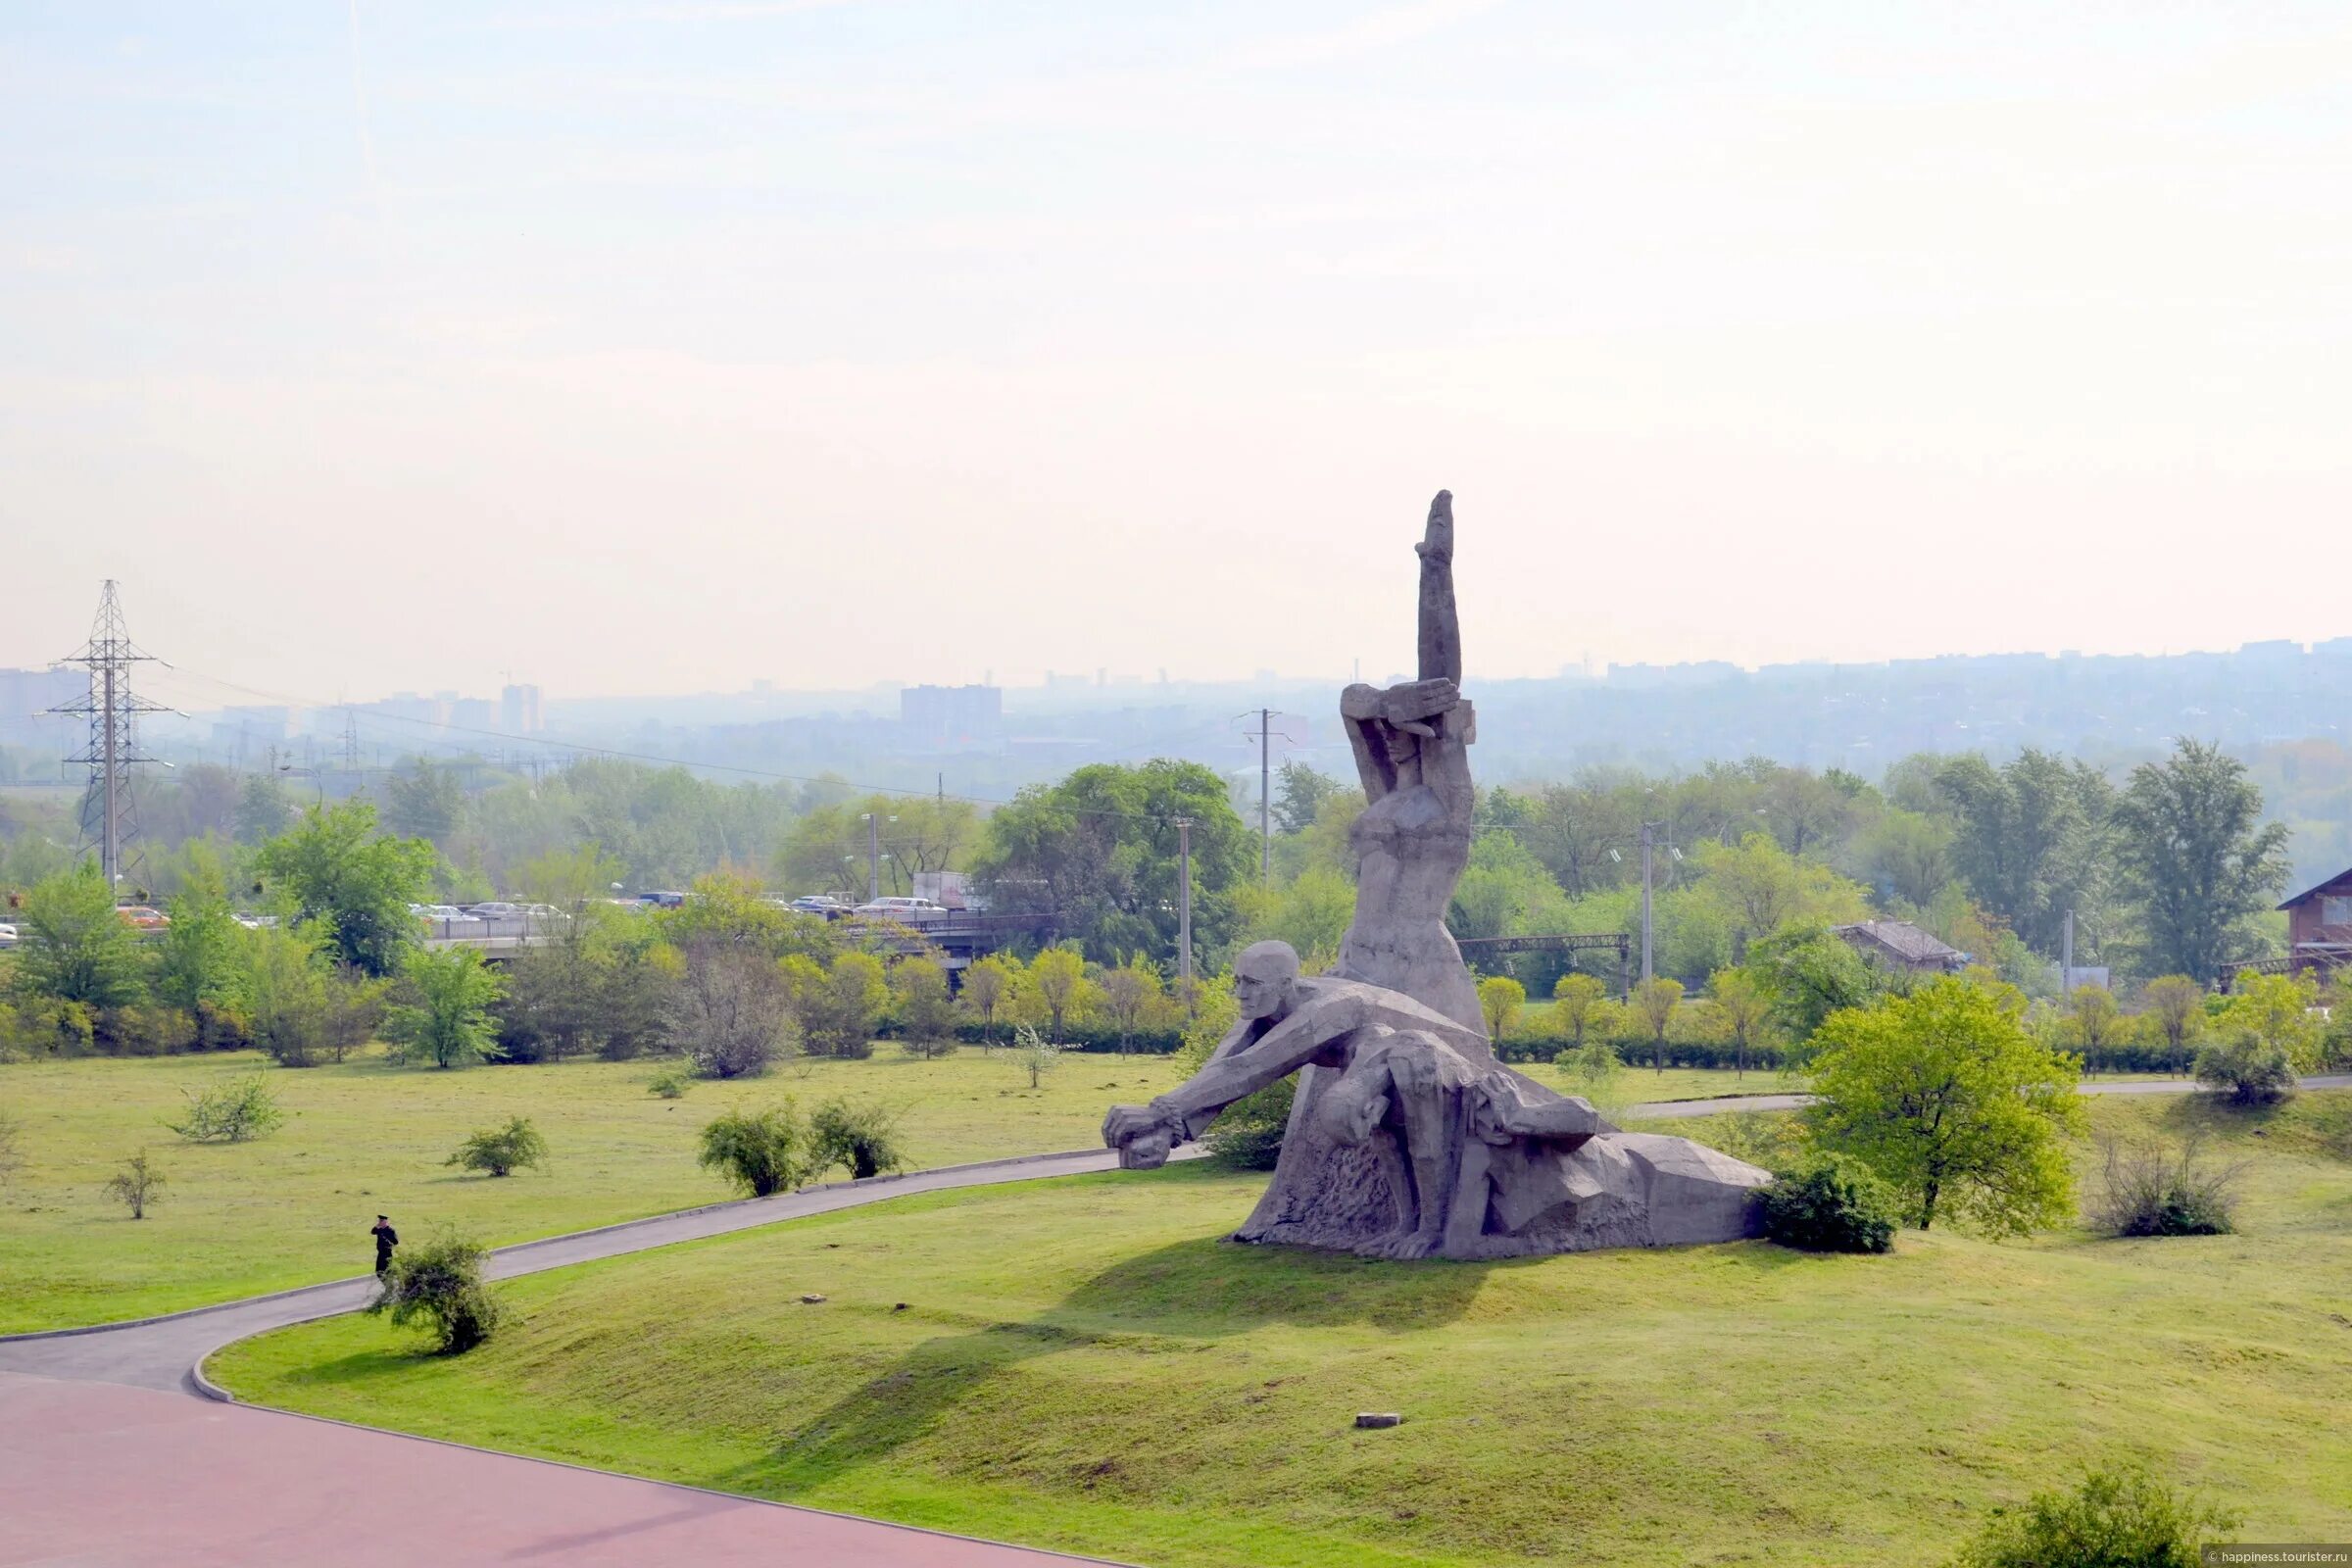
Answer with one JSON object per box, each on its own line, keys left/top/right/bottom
{"left": 0, "top": 1107, "right": 22, "bottom": 1188}
{"left": 811, "top": 1098, "right": 909, "bottom": 1180}
{"left": 445, "top": 1115, "right": 549, "bottom": 1178}
{"left": 646, "top": 1066, "right": 690, "bottom": 1099}
{"left": 1951, "top": 1464, "right": 2237, "bottom": 1568}
{"left": 103, "top": 1151, "right": 165, "bottom": 1219}
{"left": 1761, "top": 1152, "right": 1897, "bottom": 1253}
{"left": 2091, "top": 1132, "right": 2244, "bottom": 1237}
{"left": 1009, "top": 1023, "right": 1061, "bottom": 1089}
{"left": 698, "top": 1103, "right": 813, "bottom": 1198}
{"left": 370, "top": 1232, "right": 507, "bottom": 1353}
{"left": 166, "top": 1072, "right": 285, "bottom": 1144}
{"left": 2193, "top": 1031, "right": 2298, "bottom": 1105}
{"left": 1203, "top": 1079, "right": 1295, "bottom": 1171}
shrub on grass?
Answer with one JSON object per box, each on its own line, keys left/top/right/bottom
{"left": 2090, "top": 1132, "right": 2244, "bottom": 1237}
{"left": 103, "top": 1151, "right": 165, "bottom": 1219}
{"left": 698, "top": 1103, "right": 814, "bottom": 1197}
{"left": 1760, "top": 1152, "right": 1897, "bottom": 1253}
{"left": 1009, "top": 1023, "right": 1061, "bottom": 1089}
{"left": 1950, "top": 1464, "right": 2237, "bottom": 1568}
{"left": 812, "top": 1098, "right": 910, "bottom": 1180}
{"left": 2193, "top": 1030, "right": 2297, "bottom": 1105}
{"left": 165, "top": 1072, "right": 284, "bottom": 1144}
{"left": 370, "top": 1233, "right": 507, "bottom": 1353}
{"left": 646, "top": 1066, "right": 690, "bottom": 1099}
{"left": 445, "top": 1115, "right": 549, "bottom": 1178}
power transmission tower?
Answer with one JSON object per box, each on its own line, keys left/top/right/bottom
{"left": 47, "top": 581, "right": 170, "bottom": 894}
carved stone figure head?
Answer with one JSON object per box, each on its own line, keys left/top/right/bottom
{"left": 1233, "top": 940, "right": 1302, "bottom": 1021}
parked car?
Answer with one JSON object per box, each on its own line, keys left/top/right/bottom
{"left": 635, "top": 890, "right": 687, "bottom": 909}
{"left": 116, "top": 905, "right": 170, "bottom": 930}
{"left": 851, "top": 896, "right": 947, "bottom": 921}
{"left": 789, "top": 895, "right": 849, "bottom": 918}
{"left": 466, "top": 902, "right": 528, "bottom": 921}
{"left": 0, "top": 922, "right": 17, "bottom": 949}
{"left": 416, "top": 904, "right": 485, "bottom": 929}
{"left": 231, "top": 913, "right": 278, "bottom": 930}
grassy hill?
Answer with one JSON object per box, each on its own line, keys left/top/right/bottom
{"left": 212, "top": 1093, "right": 2352, "bottom": 1567}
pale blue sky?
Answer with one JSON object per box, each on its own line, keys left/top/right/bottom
{"left": 5, "top": 2, "right": 2349, "bottom": 698}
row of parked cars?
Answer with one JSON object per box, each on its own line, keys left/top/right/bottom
{"left": 621, "top": 892, "right": 956, "bottom": 922}
{"left": 410, "top": 902, "right": 566, "bottom": 931}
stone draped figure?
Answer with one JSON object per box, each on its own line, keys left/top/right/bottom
{"left": 1103, "top": 492, "right": 1771, "bottom": 1260}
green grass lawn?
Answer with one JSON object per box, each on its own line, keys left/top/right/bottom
{"left": 213, "top": 1093, "right": 2352, "bottom": 1568}
{"left": 0, "top": 1045, "right": 1186, "bottom": 1333}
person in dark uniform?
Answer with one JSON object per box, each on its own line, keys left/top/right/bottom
{"left": 370, "top": 1215, "right": 398, "bottom": 1276}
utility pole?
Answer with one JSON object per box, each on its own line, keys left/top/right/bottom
{"left": 1237, "top": 708, "right": 1298, "bottom": 885}
{"left": 48, "top": 581, "right": 167, "bottom": 894}
{"left": 1175, "top": 816, "right": 1195, "bottom": 1011}
{"left": 1640, "top": 821, "right": 1655, "bottom": 985}
{"left": 865, "top": 810, "right": 882, "bottom": 902}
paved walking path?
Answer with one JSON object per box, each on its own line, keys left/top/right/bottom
{"left": 0, "top": 1148, "right": 1143, "bottom": 1568}
{"left": 1629, "top": 1071, "right": 2352, "bottom": 1120}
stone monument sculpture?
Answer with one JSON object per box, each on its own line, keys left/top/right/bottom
{"left": 1102, "top": 491, "right": 1771, "bottom": 1258}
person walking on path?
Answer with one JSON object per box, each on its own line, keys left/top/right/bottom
{"left": 370, "top": 1215, "right": 398, "bottom": 1277}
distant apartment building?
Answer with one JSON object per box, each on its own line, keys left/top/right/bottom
{"left": 501, "top": 684, "right": 544, "bottom": 735}
{"left": 900, "top": 684, "right": 1003, "bottom": 752}
{"left": 0, "top": 665, "right": 83, "bottom": 749}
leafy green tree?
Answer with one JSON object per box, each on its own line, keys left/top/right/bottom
{"left": 1551, "top": 972, "right": 1611, "bottom": 1052}
{"left": 1632, "top": 977, "right": 1683, "bottom": 1073}
{"left": 1935, "top": 750, "right": 2114, "bottom": 957}
{"left": 153, "top": 851, "right": 246, "bottom": 1015}
{"left": 773, "top": 795, "right": 977, "bottom": 900}
{"left": 243, "top": 920, "right": 384, "bottom": 1066}
{"left": 672, "top": 944, "right": 791, "bottom": 1078}
{"left": 1009, "top": 1022, "right": 1061, "bottom": 1088}
{"left": 811, "top": 1098, "right": 908, "bottom": 1179}
{"left": 658, "top": 869, "right": 834, "bottom": 962}
{"left": 446, "top": 1115, "right": 548, "bottom": 1177}
{"left": 1690, "top": 832, "right": 1870, "bottom": 958}
{"left": 1807, "top": 977, "right": 2084, "bottom": 1234}
{"left": 960, "top": 953, "right": 1018, "bottom": 1046}
{"left": 1951, "top": 1464, "right": 2237, "bottom": 1568}
{"left": 166, "top": 1073, "right": 283, "bottom": 1143}
{"left": 253, "top": 802, "right": 436, "bottom": 976}
{"left": 1026, "top": 946, "right": 1093, "bottom": 1043}
{"left": 514, "top": 843, "right": 627, "bottom": 910}
{"left": 370, "top": 1232, "right": 506, "bottom": 1353}
{"left": 1233, "top": 864, "right": 1355, "bottom": 966}
{"left": 383, "top": 947, "right": 506, "bottom": 1068}
{"left": 889, "top": 956, "right": 958, "bottom": 1058}
{"left": 783, "top": 951, "right": 888, "bottom": 1058}
{"left": 233, "top": 773, "right": 290, "bottom": 846}
{"left": 383, "top": 760, "right": 463, "bottom": 842}
{"left": 698, "top": 1103, "right": 813, "bottom": 1196}
{"left": 1743, "top": 924, "right": 1886, "bottom": 1047}
{"left": 2137, "top": 974, "right": 2207, "bottom": 1072}
{"left": 1853, "top": 809, "right": 1955, "bottom": 910}
{"left": 13, "top": 863, "right": 146, "bottom": 1008}
{"left": 970, "top": 760, "right": 1251, "bottom": 964}
{"left": 1272, "top": 761, "right": 1343, "bottom": 835}
{"left": 103, "top": 1151, "right": 165, "bottom": 1219}
{"left": 1709, "top": 967, "right": 1775, "bottom": 1077}
{"left": 2058, "top": 984, "right": 2128, "bottom": 1069}
{"left": 1477, "top": 974, "right": 1526, "bottom": 1039}
{"left": 2111, "top": 740, "right": 2291, "bottom": 983}
{"left": 1095, "top": 956, "right": 1164, "bottom": 1054}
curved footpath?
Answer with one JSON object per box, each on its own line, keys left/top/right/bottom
{"left": 0, "top": 1147, "right": 1149, "bottom": 1568}
{"left": 5, "top": 1076, "right": 2344, "bottom": 1566}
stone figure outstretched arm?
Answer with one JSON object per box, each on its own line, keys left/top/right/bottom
{"left": 1416, "top": 489, "right": 1459, "bottom": 685}
{"left": 1103, "top": 994, "right": 1364, "bottom": 1149}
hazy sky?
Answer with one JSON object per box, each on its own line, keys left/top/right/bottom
{"left": 6, "top": 2, "right": 2350, "bottom": 704}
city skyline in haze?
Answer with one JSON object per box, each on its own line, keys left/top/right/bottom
{"left": 7, "top": 3, "right": 2350, "bottom": 698}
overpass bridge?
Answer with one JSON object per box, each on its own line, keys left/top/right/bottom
{"left": 421, "top": 910, "right": 1062, "bottom": 972}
